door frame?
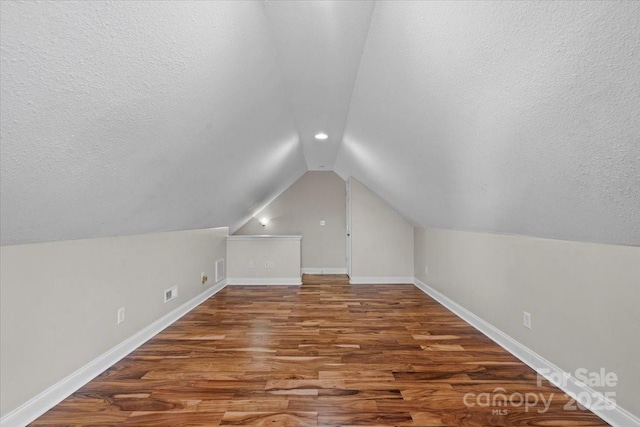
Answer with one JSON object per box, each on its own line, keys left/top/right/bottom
{"left": 346, "top": 178, "right": 352, "bottom": 278}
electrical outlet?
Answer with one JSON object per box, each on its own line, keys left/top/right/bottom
{"left": 164, "top": 286, "right": 178, "bottom": 303}
{"left": 320, "top": 220, "right": 326, "bottom": 226}
{"left": 523, "top": 311, "right": 532, "bottom": 329}
{"left": 117, "top": 307, "right": 125, "bottom": 325}
{"left": 264, "top": 261, "right": 274, "bottom": 269}
{"left": 248, "top": 261, "right": 253, "bottom": 268}
{"left": 201, "top": 272, "right": 208, "bottom": 285}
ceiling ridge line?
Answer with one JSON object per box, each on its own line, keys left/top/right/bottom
{"left": 332, "top": 0, "right": 378, "bottom": 171}
{"left": 259, "top": 0, "right": 307, "bottom": 171}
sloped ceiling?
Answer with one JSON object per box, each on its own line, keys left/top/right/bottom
{"left": 0, "top": 1, "right": 308, "bottom": 245}
{"left": 263, "top": 0, "right": 374, "bottom": 171}
{"left": 2, "top": 1, "right": 639, "bottom": 246}
{"left": 336, "top": 1, "right": 640, "bottom": 246}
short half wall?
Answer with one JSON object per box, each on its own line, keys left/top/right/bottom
{"left": 227, "top": 235, "right": 302, "bottom": 285}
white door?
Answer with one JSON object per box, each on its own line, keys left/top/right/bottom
{"left": 346, "top": 178, "right": 351, "bottom": 278}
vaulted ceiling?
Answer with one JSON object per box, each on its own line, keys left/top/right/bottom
{"left": 1, "top": 1, "right": 639, "bottom": 246}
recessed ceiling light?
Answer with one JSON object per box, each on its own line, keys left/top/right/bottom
{"left": 315, "top": 133, "right": 328, "bottom": 140}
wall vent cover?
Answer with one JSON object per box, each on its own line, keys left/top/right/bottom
{"left": 164, "top": 286, "right": 178, "bottom": 303}
{"left": 215, "top": 259, "right": 225, "bottom": 283}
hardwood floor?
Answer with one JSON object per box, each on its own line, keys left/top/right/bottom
{"left": 31, "top": 275, "right": 609, "bottom": 426}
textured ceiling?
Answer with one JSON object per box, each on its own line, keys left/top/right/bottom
{"left": 335, "top": 1, "right": 640, "bottom": 246}
{"left": 264, "top": 1, "right": 374, "bottom": 171}
{"left": 0, "top": 1, "right": 307, "bottom": 245}
{"left": 2, "top": 1, "right": 639, "bottom": 246}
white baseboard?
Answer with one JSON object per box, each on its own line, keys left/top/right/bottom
{"left": 349, "top": 276, "right": 413, "bottom": 284}
{"left": 226, "top": 277, "right": 302, "bottom": 285}
{"left": 412, "top": 278, "right": 639, "bottom": 427}
{"left": 301, "top": 268, "right": 347, "bottom": 275}
{"left": 0, "top": 280, "right": 227, "bottom": 427}
{"left": 4, "top": 276, "right": 634, "bottom": 427}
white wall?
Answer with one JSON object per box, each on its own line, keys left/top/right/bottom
{"left": 0, "top": 227, "right": 228, "bottom": 418}
{"left": 236, "top": 171, "right": 346, "bottom": 272}
{"left": 349, "top": 177, "right": 413, "bottom": 283}
{"left": 226, "top": 236, "right": 301, "bottom": 285}
{"left": 414, "top": 227, "right": 640, "bottom": 420}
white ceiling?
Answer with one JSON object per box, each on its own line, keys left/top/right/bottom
{"left": 0, "top": 1, "right": 307, "bottom": 245}
{"left": 1, "top": 1, "right": 639, "bottom": 246}
{"left": 263, "top": 0, "right": 374, "bottom": 170}
{"left": 334, "top": 1, "right": 640, "bottom": 245}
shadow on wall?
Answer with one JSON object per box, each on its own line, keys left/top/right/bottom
{"left": 234, "top": 171, "right": 347, "bottom": 271}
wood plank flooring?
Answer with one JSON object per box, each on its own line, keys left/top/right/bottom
{"left": 31, "top": 275, "right": 609, "bottom": 426}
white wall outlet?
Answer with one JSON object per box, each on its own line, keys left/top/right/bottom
{"left": 117, "top": 307, "right": 125, "bottom": 325}
{"left": 523, "top": 311, "right": 532, "bottom": 329}
{"left": 164, "top": 286, "right": 178, "bottom": 303}
{"left": 201, "top": 272, "right": 208, "bottom": 285}
{"left": 320, "top": 220, "right": 326, "bottom": 226}
{"left": 264, "top": 261, "right": 274, "bottom": 269}
{"left": 425, "top": 265, "right": 429, "bottom": 275}
{"left": 248, "top": 261, "right": 254, "bottom": 269}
